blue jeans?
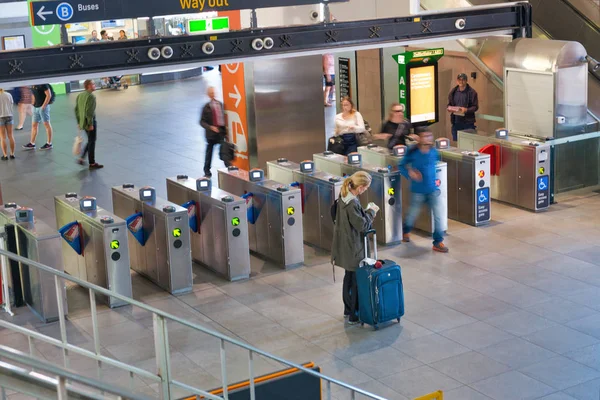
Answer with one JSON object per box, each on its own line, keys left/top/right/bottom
{"left": 403, "top": 191, "right": 444, "bottom": 245}
{"left": 32, "top": 106, "right": 51, "bottom": 123}
{"left": 451, "top": 122, "right": 475, "bottom": 141}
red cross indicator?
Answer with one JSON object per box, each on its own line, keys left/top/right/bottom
{"left": 435, "top": 179, "right": 441, "bottom": 187}
{"left": 478, "top": 170, "right": 485, "bottom": 178}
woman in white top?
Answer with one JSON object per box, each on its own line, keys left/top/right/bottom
{"left": 334, "top": 96, "right": 365, "bottom": 155}
{"left": 0, "top": 89, "right": 15, "bottom": 161}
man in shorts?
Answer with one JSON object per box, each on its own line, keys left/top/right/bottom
{"left": 23, "top": 84, "right": 53, "bottom": 150}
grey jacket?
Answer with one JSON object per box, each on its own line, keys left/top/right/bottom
{"left": 331, "top": 195, "right": 376, "bottom": 272}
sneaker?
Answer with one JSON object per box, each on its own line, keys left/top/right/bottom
{"left": 76, "top": 158, "right": 85, "bottom": 165}
{"left": 402, "top": 233, "right": 411, "bottom": 243}
{"left": 89, "top": 163, "right": 104, "bottom": 170}
{"left": 433, "top": 242, "right": 449, "bottom": 253}
{"left": 1, "top": 156, "right": 7, "bottom": 161}
{"left": 9, "top": 155, "right": 15, "bottom": 160}
{"left": 40, "top": 143, "right": 53, "bottom": 150}
{"left": 15, "top": 127, "right": 23, "bottom": 131}
{"left": 22, "top": 143, "right": 35, "bottom": 150}
{"left": 348, "top": 318, "right": 359, "bottom": 325}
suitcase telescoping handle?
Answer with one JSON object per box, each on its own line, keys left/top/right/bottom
{"left": 363, "top": 229, "right": 377, "bottom": 260}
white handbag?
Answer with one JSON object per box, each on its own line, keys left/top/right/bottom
{"left": 72, "top": 132, "right": 83, "bottom": 156}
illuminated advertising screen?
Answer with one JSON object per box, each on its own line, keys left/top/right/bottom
{"left": 407, "top": 64, "right": 439, "bottom": 125}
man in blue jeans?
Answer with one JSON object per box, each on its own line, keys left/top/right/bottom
{"left": 399, "top": 129, "right": 448, "bottom": 253}
{"left": 447, "top": 73, "right": 478, "bottom": 141}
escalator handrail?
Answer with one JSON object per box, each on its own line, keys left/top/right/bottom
{"left": 562, "top": 0, "right": 600, "bottom": 33}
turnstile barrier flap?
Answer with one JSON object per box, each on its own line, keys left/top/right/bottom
{"left": 241, "top": 192, "right": 258, "bottom": 224}
{"left": 125, "top": 212, "right": 146, "bottom": 246}
{"left": 58, "top": 221, "right": 84, "bottom": 256}
{"left": 181, "top": 200, "right": 198, "bottom": 233}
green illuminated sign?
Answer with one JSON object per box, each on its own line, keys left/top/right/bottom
{"left": 172, "top": 228, "right": 182, "bottom": 238}
{"left": 188, "top": 17, "right": 230, "bottom": 34}
{"left": 110, "top": 240, "right": 120, "bottom": 250}
{"left": 231, "top": 217, "right": 240, "bottom": 226}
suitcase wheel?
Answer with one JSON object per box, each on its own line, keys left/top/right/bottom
{"left": 374, "top": 325, "right": 379, "bottom": 331}
{"left": 360, "top": 323, "right": 364, "bottom": 327}
{"left": 397, "top": 318, "right": 401, "bottom": 323}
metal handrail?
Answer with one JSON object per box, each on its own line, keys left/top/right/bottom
{"left": 0, "top": 345, "right": 150, "bottom": 400}
{"left": 0, "top": 248, "right": 388, "bottom": 400}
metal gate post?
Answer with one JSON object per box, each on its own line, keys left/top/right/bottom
{"left": 153, "top": 314, "right": 172, "bottom": 400}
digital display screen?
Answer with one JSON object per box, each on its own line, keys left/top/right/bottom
{"left": 252, "top": 172, "right": 261, "bottom": 178}
{"left": 304, "top": 163, "right": 312, "bottom": 171}
{"left": 350, "top": 155, "right": 359, "bottom": 162}
{"left": 200, "top": 180, "right": 209, "bottom": 187}
{"left": 17, "top": 211, "right": 26, "bottom": 218}
{"left": 409, "top": 65, "right": 437, "bottom": 124}
{"left": 83, "top": 200, "right": 92, "bottom": 207}
{"left": 143, "top": 190, "right": 152, "bottom": 197}
{"left": 499, "top": 131, "right": 507, "bottom": 136}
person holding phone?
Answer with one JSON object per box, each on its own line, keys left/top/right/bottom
{"left": 447, "top": 73, "right": 479, "bottom": 141}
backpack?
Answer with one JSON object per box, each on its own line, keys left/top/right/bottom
{"left": 48, "top": 85, "right": 56, "bottom": 104}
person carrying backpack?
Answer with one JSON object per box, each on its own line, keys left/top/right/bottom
{"left": 23, "top": 84, "right": 54, "bottom": 150}
{"left": 331, "top": 171, "right": 379, "bottom": 324}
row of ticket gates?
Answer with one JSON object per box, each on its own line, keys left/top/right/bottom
{"left": 0, "top": 129, "right": 552, "bottom": 325}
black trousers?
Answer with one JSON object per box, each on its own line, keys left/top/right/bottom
{"left": 204, "top": 128, "right": 228, "bottom": 175}
{"left": 343, "top": 270, "right": 359, "bottom": 320}
{"left": 82, "top": 119, "right": 97, "bottom": 165}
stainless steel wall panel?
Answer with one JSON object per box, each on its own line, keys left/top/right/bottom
{"left": 248, "top": 56, "right": 326, "bottom": 168}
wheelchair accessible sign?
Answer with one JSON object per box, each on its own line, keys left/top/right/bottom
{"left": 537, "top": 175, "right": 550, "bottom": 209}
{"left": 476, "top": 187, "right": 490, "bottom": 223}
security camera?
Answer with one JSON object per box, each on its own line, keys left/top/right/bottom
{"left": 310, "top": 10, "right": 319, "bottom": 21}
{"left": 202, "top": 42, "right": 215, "bottom": 55}
{"left": 455, "top": 18, "right": 466, "bottom": 30}
{"left": 252, "top": 38, "right": 264, "bottom": 51}
{"left": 161, "top": 46, "right": 173, "bottom": 59}
{"left": 147, "top": 47, "right": 161, "bottom": 60}
{"left": 263, "top": 37, "right": 274, "bottom": 49}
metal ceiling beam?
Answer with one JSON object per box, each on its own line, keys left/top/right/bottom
{"left": 0, "top": 2, "right": 532, "bottom": 85}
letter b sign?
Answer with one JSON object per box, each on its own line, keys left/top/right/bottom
{"left": 56, "top": 2, "right": 74, "bottom": 21}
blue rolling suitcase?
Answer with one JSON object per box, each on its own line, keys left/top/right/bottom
{"left": 356, "top": 230, "right": 404, "bottom": 330}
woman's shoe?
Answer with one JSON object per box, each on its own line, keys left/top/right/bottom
{"left": 15, "top": 127, "right": 23, "bottom": 131}
{"left": 1, "top": 156, "right": 8, "bottom": 161}
{"left": 9, "top": 155, "right": 15, "bottom": 160}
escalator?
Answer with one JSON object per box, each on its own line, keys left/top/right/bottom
{"left": 421, "top": 0, "right": 600, "bottom": 121}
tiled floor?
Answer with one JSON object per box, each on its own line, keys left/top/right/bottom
{"left": 2, "top": 73, "right": 600, "bottom": 400}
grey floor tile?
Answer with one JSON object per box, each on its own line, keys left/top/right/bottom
{"left": 470, "top": 371, "right": 556, "bottom": 400}
{"left": 444, "top": 386, "right": 494, "bottom": 400}
{"left": 346, "top": 347, "right": 423, "bottom": 379}
{"left": 567, "top": 288, "right": 600, "bottom": 311}
{"left": 440, "top": 321, "right": 515, "bottom": 350}
{"left": 519, "top": 356, "right": 600, "bottom": 390}
{"left": 486, "top": 310, "right": 558, "bottom": 336}
{"left": 526, "top": 298, "right": 599, "bottom": 324}
{"left": 536, "top": 394, "right": 579, "bottom": 400}
{"left": 488, "top": 284, "right": 554, "bottom": 308}
{"left": 567, "top": 314, "right": 600, "bottom": 339}
{"left": 479, "top": 338, "right": 558, "bottom": 369}
{"left": 394, "top": 334, "right": 470, "bottom": 364}
{"left": 379, "top": 365, "right": 463, "bottom": 399}
{"left": 563, "top": 344, "right": 600, "bottom": 371}
{"left": 523, "top": 325, "right": 600, "bottom": 355}
{"left": 405, "top": 305, "right": 476, "bottom": 333}
{"left": 430, "top": 351, "right": 511, "bottom": 384}
{"left": 563, "top": 378, "right": 600, "bottom": 400}
{"left": 447, "top": 295, "right": 518, "bottom": 320}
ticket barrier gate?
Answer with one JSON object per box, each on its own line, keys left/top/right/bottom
{"left": 166, "top": 175, "right": 250, "bottom": 281}
{"left": 358, "top": 145, "right": 449, "bottom": 234}
{"left": 313, "top": 152, "right": 402, "bottom": 245}
{"left": 12, "top": 208, "right": 67, "bottom": 322}
{"left": 458, "top": 129, "right": 552, "bottom": 212}
{"left": 112, "top": 185, "right": 193, "bottom": 295}
{"left": 54, "top": 194, "right": 132, "bottom": 308}
{"left": 266, "top": 159, "right": 343, "bottom": 251}
{"left": 0, "top": 203, "right": 23, "bottom": 309}
{"left": 218, "top": 167, "right": 304, "bottom": 269}
{"left": 434, "top": 139, "right": 492, "bottom": 226}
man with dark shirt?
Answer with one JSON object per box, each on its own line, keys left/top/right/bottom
{"left": 447, "top": 73, "right": 479, "bottom": 141}
{"left": 23, "top": 84, "right": 53, "bottom": 150}
{"left": 200, "top": 87, "right": 228, "bottom": 178}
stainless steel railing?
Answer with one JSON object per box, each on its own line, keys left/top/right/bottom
{"left": 0, "top": 345, "right": 150, "bottom": 400}
{"left": 0, "top": 248, "right": 387, "bottom": 400}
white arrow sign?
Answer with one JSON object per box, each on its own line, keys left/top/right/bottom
{"left": 228, "top": 84, "right": 241, "bottom": 109}
{"left": 37, "top": 6, "right": 54, "bottom": 21}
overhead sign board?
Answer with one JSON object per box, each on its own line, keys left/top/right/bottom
{"left": 30, "top": 0, "right": 349, "bottom": 26}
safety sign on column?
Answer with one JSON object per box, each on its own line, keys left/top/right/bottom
{"left": 476, "top": 187, "right": 490, "bottom": 223}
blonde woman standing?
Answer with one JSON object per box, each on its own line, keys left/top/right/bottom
{"left": 0, "top": 88, "right": 15, "bottom": 160}
{"left": 331, "top": 171, "right": 380, "bottom": 324}
{"left": 334, "top": 96, "right": 365, "bottom": 155}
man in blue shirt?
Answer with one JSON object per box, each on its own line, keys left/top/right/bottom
{"left": 399, "top": 129, "right": 448, "bottom": 253}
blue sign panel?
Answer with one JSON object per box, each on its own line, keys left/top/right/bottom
{"left": 476, "top": 187, "right": 490, "bottom": 222}
{"left": 537, "top": 175, "right": 550, "bottom": 209}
